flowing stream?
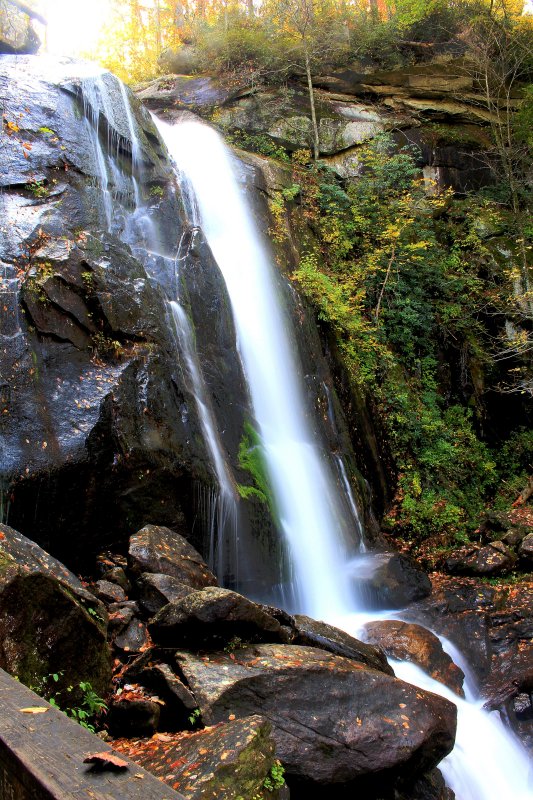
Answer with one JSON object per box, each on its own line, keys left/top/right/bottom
{"left": 151, "top": 115, "right": 532, "bottom": 800}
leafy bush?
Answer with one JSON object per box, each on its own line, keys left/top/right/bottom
{"left": 290, "top": 132, "right": 526, "bottom": 543}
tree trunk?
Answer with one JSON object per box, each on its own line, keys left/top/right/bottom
{"left": 305, "top": 47, "right": 319, "bottom": 160}
{"left": 154, "top": 0, "right": 162, "bottom": 54}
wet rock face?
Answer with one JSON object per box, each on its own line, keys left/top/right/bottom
{"left": 408, "top": 575, "right": 533, "bottom": 752}
{"left": 445, "top": 542, "right": 517, "bottom": 576}
{"left": 363, "top": 620, "right": 465, "bottom": 697}
{"left": 149, "top": 586, "right": 284, "bottom": 648}
{"left": 0, "top": 523, "right": 111, "bottom": 698}
{"left": 128, "top": 525, "right": 217, "bottom": 588}
{"left": 113, "top": 715, "right": 283, "bottom": 800}
{"left": 176, "top": 644, "right": 457, "bottom": 789}
{"left": 352, "top": 552, "right": 432, "bottom": 609}
{"left": 0, "top": 56, "right": 251, "bottom": 572}
{"left": 292, "top": 614, "right": 393, "bottom": 675}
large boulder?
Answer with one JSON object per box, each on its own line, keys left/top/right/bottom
{"left": 444, "top": 542, "right": 517, "bottom": 576}
{"left": 149, "top": 586, "right": 283, "bottom": 647}
{"left": 363, "top": 620, "right": 464, "bottom": 696}
{"left": 112, "top": 715, "right": 286, "bottom": 800}
{"left": 0, "top": 523, "right": 111, "bottom": 698}
{"left": 350, "top": 552, "right": 432, "bottom": 609}
{"left": 175, "top": 644, "right": 457, "bottom": 788}
{"left": 518, "top": 533, "right": 533, "bottom": 565}
{"left": 292, "top": 614, "right": 393, "bottom": 675}
{"left": 0, "top": 2, "right": 43, "bottom": 54}
{"left": 128, "top": 525, "right": 217, "bottom": 589}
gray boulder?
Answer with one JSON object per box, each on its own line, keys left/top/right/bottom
{"left": 0, "top": 523, "right": 111, "bottom": 698}
{"left": 128, "top": 525, "right": 217, "bottom": 589}
{"left": 176, "top": 644, "right": 457, "bottom": 787}
{"left": 149, "top": 586, "right": 282, "bottom": 647}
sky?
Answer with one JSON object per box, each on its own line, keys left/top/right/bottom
{"left": 36, "top": 0, "right": 111, "bottom": 56}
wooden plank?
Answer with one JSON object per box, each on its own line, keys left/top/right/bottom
{"left": 0, "top": 668, "right": 184, "bottom": 800}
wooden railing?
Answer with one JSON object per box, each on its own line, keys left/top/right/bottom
{"left": 0, "top": 668, "right": 183, "bottom": 800}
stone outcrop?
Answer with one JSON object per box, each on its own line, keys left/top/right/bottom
{"left": 0, "top": 522, "right": 111, "bottom": 698}
{"left": 137, "top": 58, "right": 499, "bottom": 191}
{"left": 113, "top": 715, "right": 286, "bottom": 800}
{"left": 0, "top": 56, "right": 251, "bottom": 574}
{"left": 175, "top": 644, "right": 456, "bottom": 788}
{"left": 363, "top": 620, "right": 465, "bottom": 696}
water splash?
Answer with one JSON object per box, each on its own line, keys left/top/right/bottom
{"left": 392, "top": 660, "right": 532, "bottom": 800}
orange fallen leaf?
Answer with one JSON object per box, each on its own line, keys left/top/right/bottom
{"left": 83, "top": 751, "right": 129, "bottom": 770}
{"left": 20, "top": 706, "right": 48, "bottom": 714}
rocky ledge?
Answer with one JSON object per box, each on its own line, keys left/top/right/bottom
{"left": 0, "top": 521, "right": 458, "bottom": 800}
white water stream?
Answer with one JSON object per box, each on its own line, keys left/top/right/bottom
{"left": 154, "top": 117, "right": 359, "bottom": 620}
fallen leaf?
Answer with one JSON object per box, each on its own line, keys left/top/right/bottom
{"left": 20, "top": 706, "right": 48, "bottom": 714}
{"left": 83, "top": 751, "right": 129, "bottom": 770}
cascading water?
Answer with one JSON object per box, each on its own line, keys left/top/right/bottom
{"left": 152, "top": 115, "right": 532, "bottom": 799}
{"left": 392, "top": 660, "right": 532, "bottom": 800}
{"left": 168, "top": 298, "right": 239, "bottom": 580}
{"left": 77, "top": 73, "right": 240, "bottom": 582}
{"left": 154, "top": 117, "right": 361, "bottom": 620}
{"left": 64, "top": 65, "right": 531, "bottom": 796}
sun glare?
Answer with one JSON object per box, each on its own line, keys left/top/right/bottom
{"left": 37, "top": 0, "right": 111, "bottom": 57}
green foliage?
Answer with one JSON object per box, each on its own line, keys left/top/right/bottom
{"left": 223, "top": 636, "right": 244, "bottom": 653}
{"left": 86, "top": 605, "right": 104, "bottom": 623}
{"left": 290, "top": 132, "right": 526, "bottom": 542}
{"left": 25, "top": 179, "right": 48, "bottom": 198}
{"left": 263, "top": 760, "right": 285, "bottom": 792}
{"left": 188, "top": 707, "right": 202, "bottom": 727}
{"left": 29, "top": 672, "right": 107, "bottom": 733}
{"left": 237, "top": 422, "right": 272, "bottom": 507}
{"left": 90, "top": 332, "right": 123, "bottom": 359}
{"left": 226, "top": 129, "right": 290, "bottom": 162}
{"left": 492, "top": 428, "right": 533, "bottom": 507}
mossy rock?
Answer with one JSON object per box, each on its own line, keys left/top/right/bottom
{"left": 0, "top": 524, "right": 111, "bottom": 700}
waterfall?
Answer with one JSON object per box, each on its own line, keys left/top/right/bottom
{"left": 168, "top": 299, "right": 239, "bottom": 580}
{"left": 152, "top": 114, "right": 532, "bottom": 800}
{"left": 76, "top": 74, "right": 240, "bottom": 583}
{"left": 62, "top": 67, "right": 531, "bottom": 797}
{"left": 154, "top": 116, "right": 361, "bottom": 620}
